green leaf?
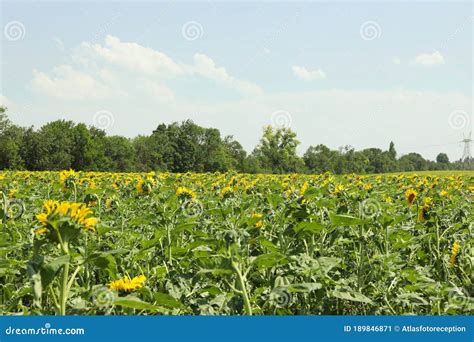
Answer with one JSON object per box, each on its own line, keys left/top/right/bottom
{"left": 332, "top": 287, "right": 373, "bottom": 304}
{"left": 294, "top": 221, "right": 325, "bottom": 234}
{"left": 253, "top": 253, "right": 288, "bottom": 269}
{"left": 113, "top": 296, "right": 164, "bottom": 311}
{"left": 89, "top": 253, "right": 117, "bottom": 278}
{"left": 316, "top": 257, "right": 341, "bottom": 273}
{"left": 329, "top": 213, "right": 368, "bottom": 226}
{"left": 41, "top": 255, "right": 70, "bottom": 288}
{"left": 287, "top": 282, "right": 322, "bottom": 293}
{"left": 153, "top": 292, "right": 184, "bottom": 308}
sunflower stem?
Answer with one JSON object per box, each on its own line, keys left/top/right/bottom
{"left": 232, "top": 261, "right": 252, "bottom": 316}
{"left": 59, "top": 261, "right": 69, "bottom": 315}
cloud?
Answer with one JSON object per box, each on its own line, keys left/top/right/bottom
{"left": 79, "top": 35, "right": 184, "bottom": 77}
{"left": 192, "top": 53, "right": 263, "bottom": 96}
{"left": 141, "top": 80, "right": 175, "bottom": 104}
{"left": 413, "top": 51, "right": 445, "bottom": 67}
{"left": 392, "top": 57, "right": 401, "bottom": 65}
{"left": 0, "top": 94, "right": 13, "bottom": 108}
{"left": 31, "top": 65, "right": 114, "bottom": 100}
{"left": 292, "top": 65, "right": 326, "bottom": 81}
{"left": 32, "top": 35, "right": 262, "bottom": 100}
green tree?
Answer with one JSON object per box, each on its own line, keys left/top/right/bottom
{"left": 436, "top": 153, "right": 449, "bottom": 164}
{"left": 398, "top": 153, "right": 427, "bottom": 171}
{"left": 223, "top": 136, "right": 246, "bottom": 171}
{"left": 303, "top": 144, "right": 338, "bottom": 173}
{"left": 103, "top": 136, "right": 135, "bottom": 172}
{"left": 252, "top": 126, "right": 304, "bottom": 173}
{"left": 388, "top": 141, "right": 397, "bottom": 159}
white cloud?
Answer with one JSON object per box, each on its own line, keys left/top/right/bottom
{"left": 192, "top": 53, "right": 263, "bottom": 96}
{"left": 141, "top": 80, "right": 175, "bottom": 104}
{"left": 0, "top": 94, "right": 13, "bottom": 108}
{"left": 31, "top": 65, "right": 114, "bottom": 100}
{"left": 32, "top": 35, "right": 262, "bottom": 100}
{"left": 392, "top": 57, "right": 401, "bottom": 65}
{"left": 292, "top": 65, "right": 326, "bottom": 81}
{"left": 79, "top": 35, "right": 184, "bottom": 77}
{"left": 413, "top": 51, "right": 445, "bottom": 67}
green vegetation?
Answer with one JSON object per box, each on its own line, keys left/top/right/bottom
{"left": 0, "top": 171, "right": 472, "bottom": 315}
{"left": 1, "top": 106, "right": 472, "bottom": 174}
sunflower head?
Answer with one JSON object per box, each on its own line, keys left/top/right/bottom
{"left": 35, "top": 200, "right": 97, "bottom": 242}
{"left": 136, "top": 178, "right": 153, "bottom": 194}
{"left": 220, "top": 186, "right": 234, "bottom": 199}
{"left": 449, "top": 241, "right": 460, "bottom": 267}
{"left": 176, "top": 186, "right": 197, "bottom": 200}
{"left": 59, "top": 169, "right": 78, "bottom": 190}
{"left": 105, "top": 198, "right": 119, "bottom": 210}
{"left": 405, "top": 189, "right": 418, "bottom": 205}
{"left": 332, "top": 184, "right": 345, "bottom": 195}
{"left": 250, "top": 212, "right": 264, "bottom": 228}
{"left": 439, "top": 190, "right": 449, "bottom": 197}
{"left": 108, "top": 275, "right": 146, "bottom": 292}
{"left": 299, "top": 181, "right": 309, "bottom": 197}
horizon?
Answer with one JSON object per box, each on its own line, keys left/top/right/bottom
{"left": 1, "top": 0, "right": 473, "bottom": 161}
{"left": 0, "top": 111, "right": 467, "bottom": 162}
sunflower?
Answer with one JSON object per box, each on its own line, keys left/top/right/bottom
{"left": 449, "top": 241, "right": 460, "bottom": 268}
{"left": 299, "top": 181, "right": 309, "bottom": 197}
{"left": 108, "top": 275, "right": 146, "bottom": 292}
{"left": 105, "top": 198, "right": 119, "bottom": 210}
{"left": 251, "top": 212, "right": 263, "bottom": 228}
{"left": 35, "top": 200, "right": 97, "bottom": 234}
{"left": 8, "top": 188, "right": 18, "bottom": 198}
{"left": 136, "top": 178, "right": 153, "bottom": 194}
{"left": 439, "top": 190, "right": 449, "bottom": 197}
{"left": 59, "top": 169, "right": 78, "bottom": 190}
{"left": 332, "top": 184, "right": 345, "bottom": 195}
{"left": 176, "top": 186, "right": 197, "bottom": 200}
{"left": 220, "top": 186, "right": 234, "bottom": 199}
{"left": 405, "top": 189, "right": 417, "bottom": 205}
{"left": 418, "top": 197, "right": 433, "bottom": 221}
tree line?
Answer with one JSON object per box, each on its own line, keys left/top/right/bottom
{"left": 0, "top": 107, "right": 470, "bottom": 173}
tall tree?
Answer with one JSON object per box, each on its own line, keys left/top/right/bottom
{"left": 252, "top": 126, "right": 304, "bottom": 173}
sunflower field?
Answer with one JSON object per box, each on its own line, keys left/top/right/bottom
{"left": 0, "top": 170, "right": 472, "bottom": 315}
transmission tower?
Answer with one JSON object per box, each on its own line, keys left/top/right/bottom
{"left": 461, "top": 132, "right": 472, "bottom": 161}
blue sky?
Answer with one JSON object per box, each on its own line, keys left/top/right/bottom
{"left": 1, "top": 0, "right": 472, "bottom": 161}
